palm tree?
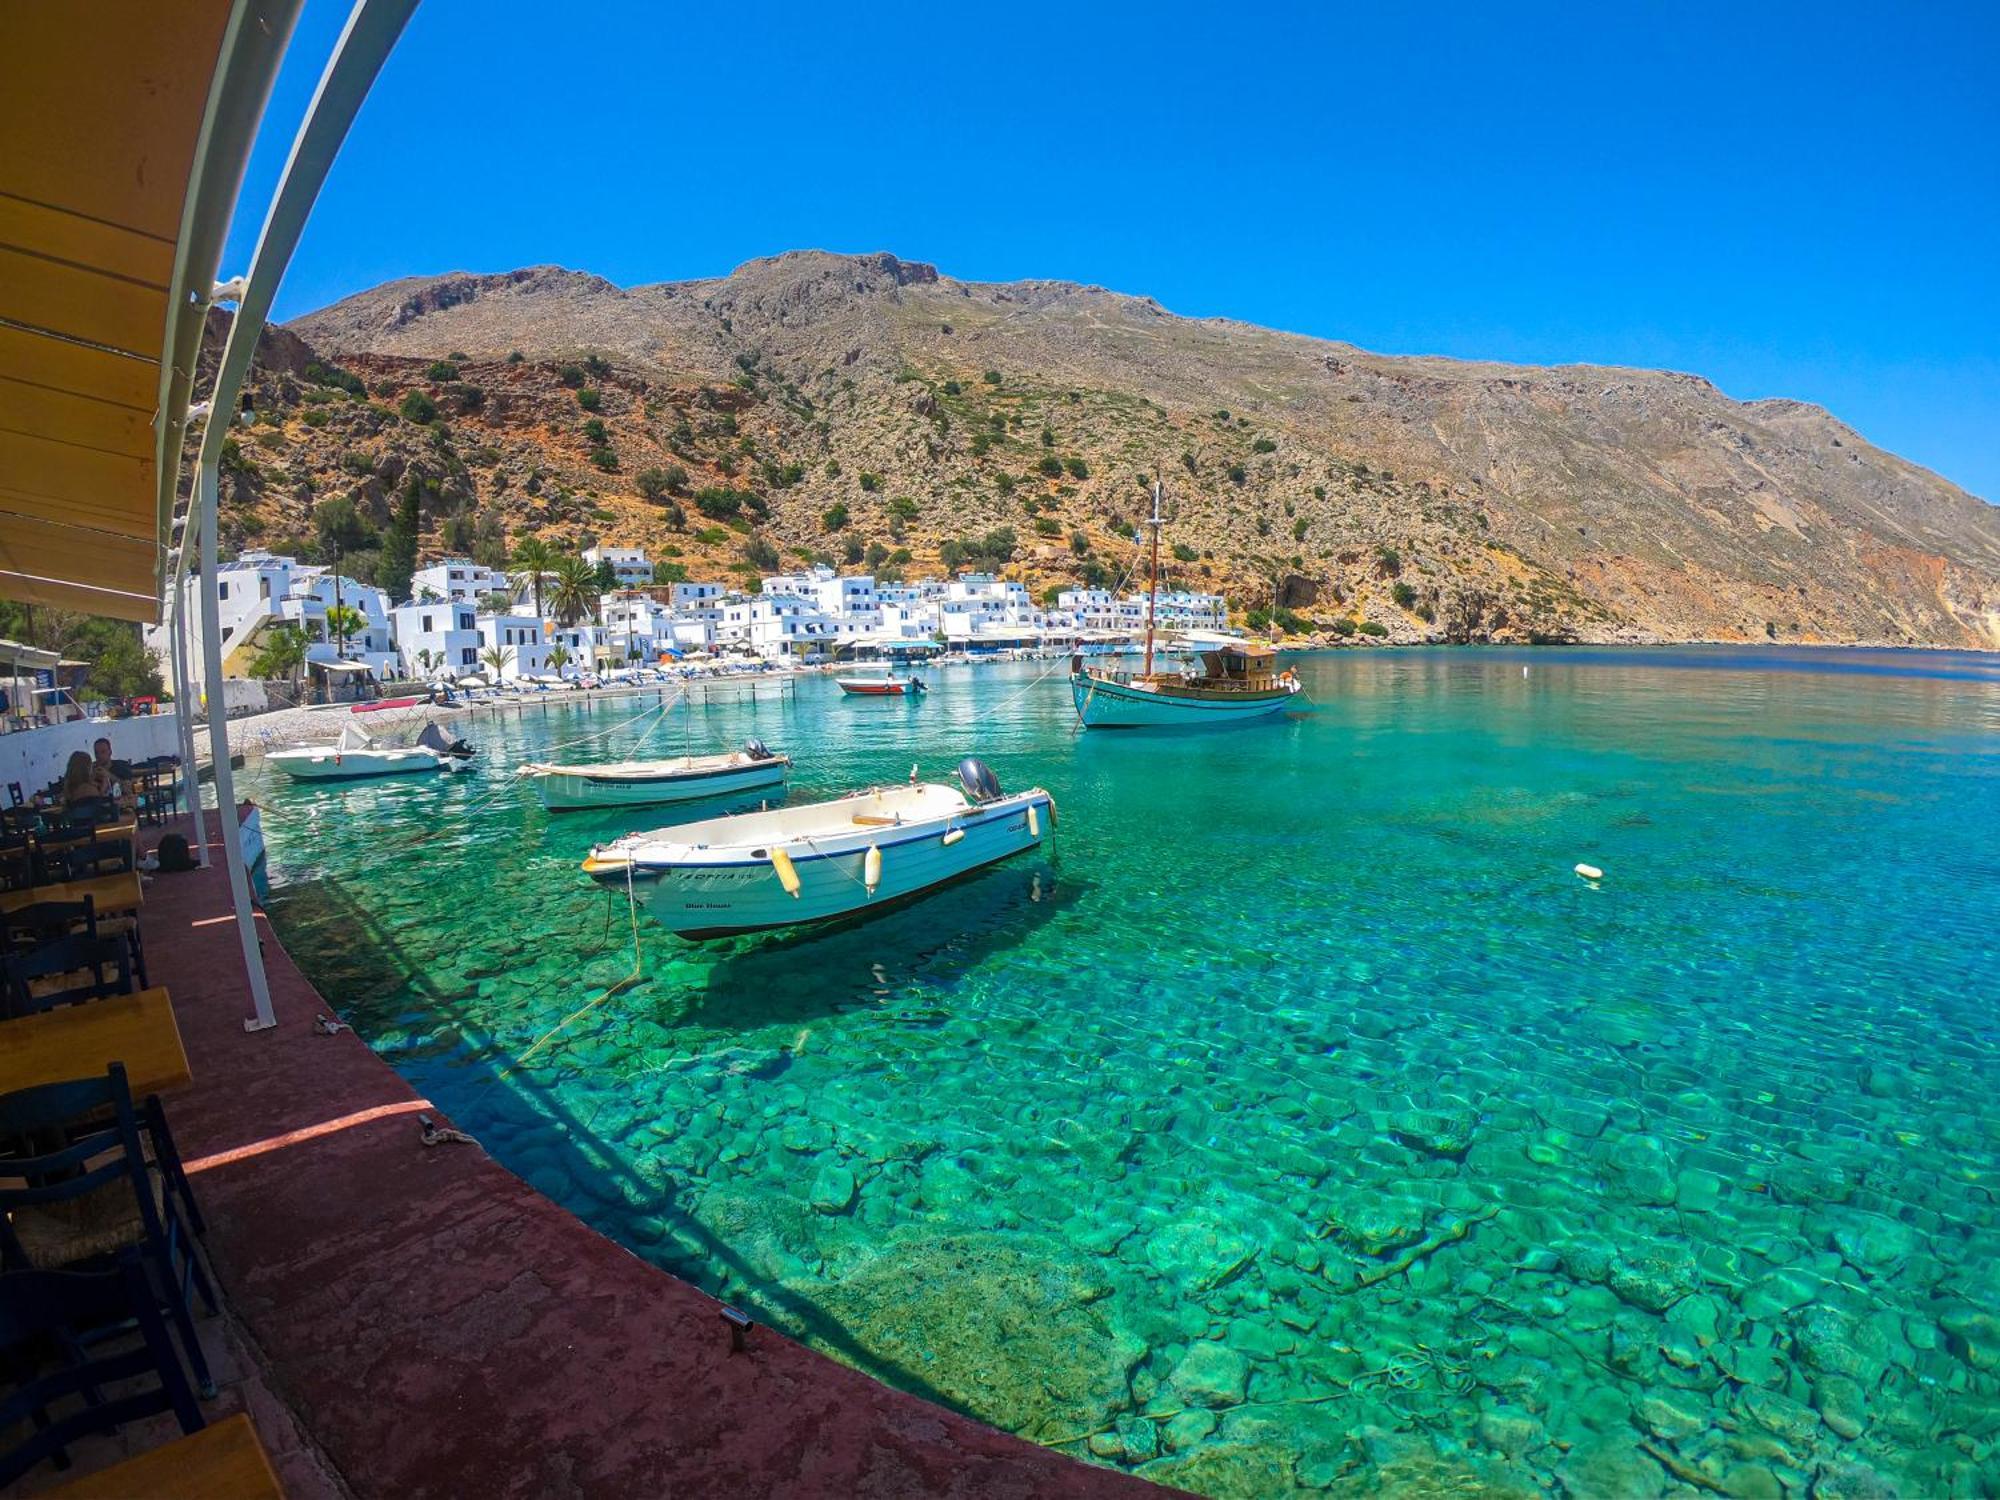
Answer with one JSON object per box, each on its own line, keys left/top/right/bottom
{"left": 248, "top": 623, "right": 309, "bottom": 700}
{"left": 479, "top": 644, "right": 516, "bottom": 680}
{"left": 545, "top": 644, "right": 572, "bottom": 678}
{"left": 547, "top": 555, "right": 602, "bottom": 627}
{"left": 323, "top": 604, "right": 366, "bottom": 660}
{"left": 512, "top": 537, "right": 556, "bottom": 618}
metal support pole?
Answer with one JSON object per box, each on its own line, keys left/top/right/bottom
{"left": 168, "top": 584, "right": 210, "bottom": 866}
{"left": 195, "top": 464, "right": 276, "bottom": 1031}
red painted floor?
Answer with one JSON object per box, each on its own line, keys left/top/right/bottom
{"left": 138, "top": 815, "right": 1163, "bottom": 1498}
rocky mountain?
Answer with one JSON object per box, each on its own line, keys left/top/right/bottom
{"left": 211, "top": 251, "right": 1999, "bottom": 646}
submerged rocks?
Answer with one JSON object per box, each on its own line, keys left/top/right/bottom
{"left": 809, "top": 1162, "right": 857, "bottom": 1214}
{"left": 1163, "top": 1340, "right": 1249, "bottom": 1409}
{"left": 1390, "top": 1105, "right": 1479, "bottom": 1160}
{"left": 817, "top": 1233, "right": 1141, "bottom": 1443}
{"left": 1607, "top": 1241, "right": 1700, "bottom": 1312}
{"left": 1321, "top": 1191, "right": 1428, "bottom": 1257}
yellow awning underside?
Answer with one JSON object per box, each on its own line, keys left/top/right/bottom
{"left": 0, "top": 2, "right": 237, "bottom": 622}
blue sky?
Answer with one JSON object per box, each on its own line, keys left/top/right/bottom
{"left": 231, "top": 1, "right": 1999, "bottom": 501}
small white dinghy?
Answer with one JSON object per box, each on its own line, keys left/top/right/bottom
{"left": 266, "top": 722, "right": 475, "bottom": 782}
{"left": 582, "top": 757, "right": 1052, "bottom": 939}
{"left": 516, "top": 738, "right": 790, "bottom": 811}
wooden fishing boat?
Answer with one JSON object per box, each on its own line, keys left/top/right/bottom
{"left": 517, "top": 739, "right": 789, "bottom": 811}
{"left": 581, "top": 758, "right": 1051, "bottom": 939}
{"left": 1071, "top": 481, "right": 1302, "bottom": 729}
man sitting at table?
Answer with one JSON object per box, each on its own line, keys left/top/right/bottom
{"left": 90, "top": 736, "right": 121, "bottom": 795}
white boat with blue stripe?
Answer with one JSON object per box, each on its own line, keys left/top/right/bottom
{"left": 582, "top": 758, "right": 1053, "bottom": 940}
{"left": 517, "top": 738, "right": 789, "bottom": 811}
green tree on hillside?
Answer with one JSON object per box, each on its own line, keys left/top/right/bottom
{"left": 378, "top": 474, "right": 422, "bottom": 604}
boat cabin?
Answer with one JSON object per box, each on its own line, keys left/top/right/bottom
{"left": 1196, "top": 643, "right": 1281, "bottom": 689}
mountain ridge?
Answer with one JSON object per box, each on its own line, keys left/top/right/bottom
{"left": 216, "top": 250, "right": 2000, "bottom": 648}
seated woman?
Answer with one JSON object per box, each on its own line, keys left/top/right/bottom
{"left": 56, "top": 749, "right": 98, "bottom": 810}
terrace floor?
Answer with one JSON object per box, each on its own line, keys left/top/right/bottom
{"left": 28, "top": 812, "right": 1159, "bottom": 1497}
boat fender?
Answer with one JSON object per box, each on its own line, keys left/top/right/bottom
{"left": 864, "top": 843, "right": 882, "bottom": 896}
{"left": 1046, "top": 795, "right": 1058, "bottom": 828}
{"left": 771, "top": 846, "right": 802, "bottom": 897}
{"left": 1574, "top": 863, "right": 1603, "bottom": 882}
{"left": 941, "top": 827, "right": 966, "bottom": 847}
{"left": 1026, "top": 804, "right": 1039, "bottom": 839}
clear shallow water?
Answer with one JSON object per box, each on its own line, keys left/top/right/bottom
{"left": 258, "top": 648, "right": 2000, "bottom": 1497}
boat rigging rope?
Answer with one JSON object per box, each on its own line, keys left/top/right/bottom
{"left": 504, "top": 855, "right": 644, "bottom": 1077}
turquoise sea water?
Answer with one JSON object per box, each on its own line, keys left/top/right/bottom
{"left": 258, "top": 648, "right": 2000, "bottom": 1497}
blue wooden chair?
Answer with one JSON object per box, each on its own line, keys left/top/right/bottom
{"left": 0, "top": 1065, "right": 217, "bottom": 1397}
{"left": 1, "top": 932, "right": 132, "bottom": 1019}
{"left": 0, "top": 1253, "right": 206, "bottom": 1486}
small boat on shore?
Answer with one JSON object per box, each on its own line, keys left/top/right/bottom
{"left": 516, "top": 739, "right": 790, "bottom": 811}
{"left": 1072, "top": 481, "right": 1302, "bottom": 729}
{"left": 267, "top": 722, "right": 475, "bottom": 782}
{"left": 581, "top": 757, "right": 1051, "bottom": 939}
{"left": 837, "top": 671, "right": 926, "bottom": 697}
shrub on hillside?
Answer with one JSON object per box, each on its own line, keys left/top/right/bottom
{"left": 576, "top": 387, "right": 603, "bottom": 412}
{"left": 694, "top": 488, "right": 745, "bottom": 520}
{"left": 1252, "top": 437, "right": 1277, "bottom": 453}
{"left": 1063, "top": 457, "right": 1088, "bottom": 480}
{"left": 427, "top": 360, "right": 459, "bottom": 382}
{"left": 1033, "top": 516, "right": 1061, "bottom": 537}
{"left": 1037, "top": 455, "right": 1064, "bottom": 479}
{"left": 1392, "top": 582, "right": 1418, "bottom": 608}
{"left": 398, "top": 390, "right": 437, "bottom": 424}
{"left": 822, "top": 502, "right": 849, "bottom": 531}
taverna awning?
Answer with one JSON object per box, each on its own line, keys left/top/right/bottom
{"left": 0, "top": 638, "right": 60, "bottom": 673}
{"left": 0, "top": 2, "right": 288, "bottom": 623}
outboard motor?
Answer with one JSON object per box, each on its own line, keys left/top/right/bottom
{"left": 744, "top": 737, "right": 772, "bottom": 761}
{"left": 957, "top": 757, "right": 1003, "bottom": 804}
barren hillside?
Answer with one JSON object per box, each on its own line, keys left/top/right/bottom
{"left": 206, "top": 251, "right": 1999, "bottom": 646}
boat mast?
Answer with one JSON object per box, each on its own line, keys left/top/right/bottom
{"left": 1143, "top": 477, "right": 1163, "bottom": 677}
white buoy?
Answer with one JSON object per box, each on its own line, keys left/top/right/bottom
{"left": 1026, "top": 804, "right": 1040, "bottom": 838}
{"left": 863, "top": 843, "right": 882, "bottom": 896}
{"left": 942, "top": 827, "right": 966, "bottom": 846}
{"left": 1574, "top": 862, "right": 1603, "bottom": 882}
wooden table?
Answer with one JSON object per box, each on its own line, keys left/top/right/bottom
{"left": 48, "top": 1413, "right": 281, "bottom": 1499}
{"left": 0, "top": 987, "right": 188, "bottom": 1096}
{"left": 0, "top": 870, "right": 144, "bottom": 917}
{"left": 24, "top": 819, "right": 138, "bottom": 857}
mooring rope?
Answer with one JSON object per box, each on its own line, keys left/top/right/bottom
{"left": 503, "top": 855, "right": 645, "bottom": 1076}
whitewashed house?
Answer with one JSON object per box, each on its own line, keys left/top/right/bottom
{"left": 584, "top": 545, "right": 653, "bottom": 588}
{"left": 716, "top": 594, "right": 841, "bottom": 659}
{"left": 474, "top": 613, "right": 558, "bottom": 678}
{"left": 392, "top": 601, "right": 481, "bottom": 678}
{"left": 411, "top": 558, "right": 510, "bottom": 605}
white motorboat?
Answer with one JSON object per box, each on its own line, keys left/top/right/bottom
{"left": 516, "top": 738, "right": 790, "bottom": 811}
{"left": 582, "top": 758, "right": 1053, "bottom": 939}
{"left": 266, "top": 722, "right": 474, "bottom": 782}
